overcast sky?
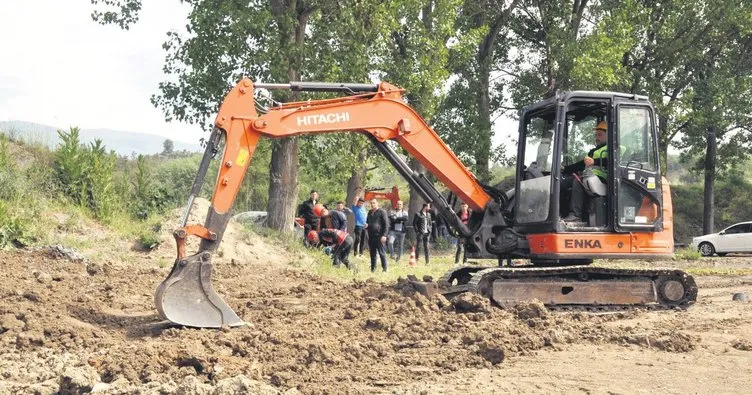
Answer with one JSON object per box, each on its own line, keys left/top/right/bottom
{"left": 0, "top": 1, "right": 516, "bottom": 148}
{"left": 0, "top": 0, "right": 205, "bottom": 143}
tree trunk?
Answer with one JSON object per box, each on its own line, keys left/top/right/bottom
{"left": 407, "top": 158, "right": 428, "bottom": 240}
{"left": 264, "top": 139, "right": 299, "bottom": 231}
{"left": 475, "top": 64, "right": 492, "bottom": 182}
{"left": 658, "top": 114, "right": 670, "bottom": 176}
{"left": 345, "top": 148, "right": 368, "bottom": 233}
{"left": 345, "top": 148, "right": 368, "bottom": 206}
{"left": 264, "top": 3, "right": 310, "bottom": 232}
{"left": 702, "top": 127, "right": 716, "bottom": 235}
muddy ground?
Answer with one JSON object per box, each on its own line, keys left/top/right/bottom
{"left": 1, "top": 203, "right": 751, "bottom": 394}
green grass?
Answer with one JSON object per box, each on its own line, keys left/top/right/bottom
{"left": 246, "top": 222, "right": 481, "bottom": 283}
{"left": 673, "top": 247, "right": 701, "bottom": 261}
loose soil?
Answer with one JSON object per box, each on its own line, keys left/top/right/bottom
{"left": 1, "top": 200, "right": 751, "bottom": 394}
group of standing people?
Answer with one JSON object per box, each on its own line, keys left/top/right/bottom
{"left": 298, "top": 188, "right": 473, "bottom": 272}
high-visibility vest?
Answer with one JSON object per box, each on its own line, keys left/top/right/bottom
{"left": 591, "top": 144, "right": 608, "bottom": 179}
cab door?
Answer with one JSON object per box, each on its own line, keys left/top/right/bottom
{"left": 613, "top": 104, "right": 663, "bottom": 232}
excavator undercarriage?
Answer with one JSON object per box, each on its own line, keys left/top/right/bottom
{"left": 434, "top": 265, "right": 697, "bottom": 311}
{"left": 154, "top": 79, "right": 697, "bottom": 328}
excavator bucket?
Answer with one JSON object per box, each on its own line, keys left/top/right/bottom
{"left": 155, "top": 251, "right": 244, "bottom": 328}
{"left": 153, "top": 127, "right": 244, "bottom": 328}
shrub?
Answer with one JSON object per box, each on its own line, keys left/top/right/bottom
{"left": 0, "top": 201, "right": 33, "bottom": 249}
{"left": 131, "top": 155, "right": 172, "bottom": 219}
{"left": 137, "top": 227, "right": 162, "bottom": 250}
{"left": 53, "top": 128, "right": 119, "bottom": 220}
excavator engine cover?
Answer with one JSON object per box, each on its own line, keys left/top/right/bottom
{"left": 155, "top": 252, "right": 244, "bottom": 328}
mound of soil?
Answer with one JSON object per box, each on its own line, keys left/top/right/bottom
{"left": 153, "top": 198, "right": 287, "bottom": 267}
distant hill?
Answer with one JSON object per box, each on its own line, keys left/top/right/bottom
{"left": 0, "top": 121, "right": 201, "bottom": 156}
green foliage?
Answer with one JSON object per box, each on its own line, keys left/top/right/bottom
{"left": 53, "top": 128, "right": 118, "bottom": 220}
{"left": 436, "top": 0, "right": 520, "bottom": 178}
{"left": 432, "top": 236, "right": 453, "bottom": 252}
{"left": 673, "top": 247, "right": 701, "bottom": 261}
{"left": 0, "top": 201, "right": 32, "bottom": 249}
{"left": 162, "top": 139, "right": 174, "bottom": 155}
{"left": 54, "top": 127, "right": 88, "bottom": 205}
{"left": 672, "top": 177, "right": 752, "bottom": 243}
{"left": 90, "top": 0, "right": 141, "bottom": 30}
{"left": 130, "top": 155, "right": 170, "bottom": 219}
{"left": 136, "top": 221, "right": 162, "bottom": 250}
{"left": 0, "top": 134, "right": 17, "bottom": 201}
{"left": 86, "top": 139, "right": 117, "bottom": 219}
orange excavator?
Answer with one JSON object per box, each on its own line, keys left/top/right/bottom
{"left": 364, "top": 186, "right": 401, "bottom": 208}
{"left": 155, "top": 79, "right": 697, "bottom": 327}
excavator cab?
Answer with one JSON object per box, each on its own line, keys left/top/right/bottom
{"left": 515, "top": 92, "right": 663, "bottom": 233}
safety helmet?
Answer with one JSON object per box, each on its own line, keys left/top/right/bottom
{"left": 313, "top": 203, "right": 325, "bottom": 217}
{"left": 307, "top": 230, "right": 318, "bottom": 242}
{"left": 594, "top": 121, "right": 607, "bottom": 131}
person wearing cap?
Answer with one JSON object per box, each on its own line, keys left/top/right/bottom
{"left": 298, "top": 190, "right": 319, "bottom": 244}
{"left": 561, "top": 120, "right": 609, "bottom": 222}
{"left": 351, "top": 194, "right": 368, "bottom": 256}
{"left": 308, "top": 229, "right": 354, "bottom": 269}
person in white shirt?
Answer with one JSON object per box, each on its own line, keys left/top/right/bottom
{"left": 387, "top": 200, "right": 408, "bottom": 262}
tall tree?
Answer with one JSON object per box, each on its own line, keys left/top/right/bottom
{"left": 161, "top": 139, "right": 174, "bottom": 155}
{"left": 372, "top": 0, "right": 460, "bottom": 218}
{"left": 435, "top": 0, "right": 522, "bottom": 181}
{"left": 506, "top": 0, "right": 596, "bottom": 105}
{"left": 703, "top": 128, "right": 716, "bottom": 235}
{"left": 92, "top": 0, "right": 376, "bottom": 232}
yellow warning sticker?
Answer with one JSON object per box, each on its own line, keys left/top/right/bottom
{"left": 237, "top": 149, "right": 249, "bottom": 166}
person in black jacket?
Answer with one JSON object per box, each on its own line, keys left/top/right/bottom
{"left": 365, "top": 198, "right": 389, "bottom": 272}
{"left": 412, "top": 203, "right": 432, "bottom": 264}
{"left": 297, "top": 190, "right": 319, "bottom": 243}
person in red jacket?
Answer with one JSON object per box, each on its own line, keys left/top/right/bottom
{"left": 308, "top": 229, "right": 354, "bottom": 269}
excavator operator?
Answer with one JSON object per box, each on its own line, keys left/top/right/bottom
{"left": 561, "top": 120, "right": 609, "bottom": 222}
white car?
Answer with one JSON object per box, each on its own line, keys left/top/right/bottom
{"left": 691, "top": 221, "right": 752, "bottom": 257}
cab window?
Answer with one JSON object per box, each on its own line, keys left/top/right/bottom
{"left": 517, "top": 113, "right": 554, "bottom": 224}
{"left": 618, "top": 107, "right": 656, "bottom": 170}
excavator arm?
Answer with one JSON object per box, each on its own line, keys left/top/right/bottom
{"left": 155, "top": 79, "right": 497, "bottom": 327}
{"left": 211, "top": 79, "right": 489, "bottom": 213}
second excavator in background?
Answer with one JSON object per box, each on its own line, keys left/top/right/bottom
{"left": 364, "top": 186, "right": 401, "bottom": 209}
{"left": 155, "top": 79, "right": 697, "bottom": 328}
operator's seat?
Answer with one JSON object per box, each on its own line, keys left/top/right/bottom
{"left": 580, "top": 168, "right": 607, "bottom": 227}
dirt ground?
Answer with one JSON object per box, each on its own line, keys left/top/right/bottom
{"left": 1, "top": 201, "right": 751, "bottom": 394}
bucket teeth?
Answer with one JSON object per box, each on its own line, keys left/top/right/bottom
{"left": 155, "top": 252, "right": 243, "bottom": 328}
